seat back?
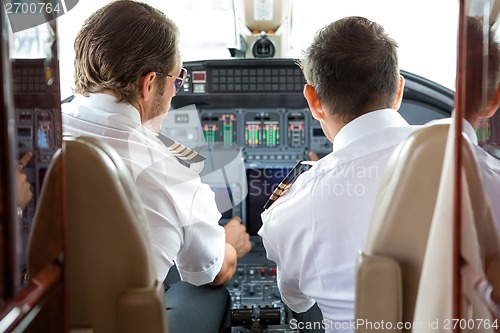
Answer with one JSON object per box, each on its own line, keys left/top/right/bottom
{"left": 355, "top": 123, "right": 500, "bottom": 332}
{"left": 28, "top": 136, "right": 167, "bottom": 333}
{"left": 355, "top": 124, "right": 449, "bottom": 332}
{"left": 412, "top": 125, "right": 500, "bottom": 332}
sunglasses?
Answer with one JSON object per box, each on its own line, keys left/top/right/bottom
{"left": 154, "top": 67, "right": 187, "bottom": 93}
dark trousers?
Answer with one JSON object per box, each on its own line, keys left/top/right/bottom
{"left": 291, "top": 303, "right": 325, "bottom": 333}
{"left": 165, "top": 281, "right": 232, "bottom": 333}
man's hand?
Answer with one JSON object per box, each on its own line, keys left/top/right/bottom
{"left": 224, "top": 216, "right": 252, "bottom": 259}
{"left": 17, "top": 151, "right": 33, "bottom": 210}
{"left": 210, "top": 243, "right": 237, "bottom": 286}
{"left": 308, "top": 151, "right": 320, "bottom": 161}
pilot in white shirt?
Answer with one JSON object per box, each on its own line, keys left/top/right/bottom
{"left": 63, "top": 93, "right": 226, "bottom": 285}
{"left": 258, "top": 17, "right": 418, "bottom": 333}
{"left": 63, "top": 3, "right": 250, "bottom": 332}
{"left": 259, "top": 109, "right": 418, "bottom": 331}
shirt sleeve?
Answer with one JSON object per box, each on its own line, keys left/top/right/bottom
{"left": 259, "top": 207, "right": 315, "bottom": 313}
{"left": 277, "top": 271, "right": 316, "bottom": 313}
{"left": 175, "top": 184, "right": 226, "bottom": 286}
{"left": 133, "top": 153, "right": 225, "bottom": 285}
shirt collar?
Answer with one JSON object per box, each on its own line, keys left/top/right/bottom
{"left": 71, "top": 93, "right": 142, "bottom": 127}
{"left": 462, "top": 119, "right": 478, "bottom": 145}
{"left": 332, "top": 109, "right": 409, "bottom": 152}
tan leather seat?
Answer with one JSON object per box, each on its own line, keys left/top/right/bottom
{"left": 355, "top": 123, "right": 500, "bottom": 333}
{"left": 27, "top": 136, "right": 167, "bottom": 333}
{"left": 412, "top": 124, "right": 500, "bottom": 332}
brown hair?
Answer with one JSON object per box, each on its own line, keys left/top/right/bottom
{"left": 299, "top": 16, "right": 400, "bottom": 123}
{"left": 464, "top": 16, "right": 500, "bottom": 121}
{"left": 73, "top": 0, "right": 179, "bottom": 104}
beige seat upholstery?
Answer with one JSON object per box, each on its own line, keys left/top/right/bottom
{"left": 355, "top": 124, "right": 449, "bottom": 332}
{"left": 355, "top": 123, "right": 500, "bottom": 332}
{"left": 412, "top": 124, "right": 500, "bottom": 332}
{"left": 27, "top": 136, "right": 167, "bottom": 333}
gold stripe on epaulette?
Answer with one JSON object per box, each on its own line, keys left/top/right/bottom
{"left": 273, "top": 188, "right": 284, "bottom": 196}
{"left": 156, "top": 133, "right": 206, "bottom": 165}
{"left": 263, "top": 160, "right": 311, "bottom": 210}
{"left": 179, "top": 148, "right": 192, "bottom": 157}
{"left": 167, "top": 143, "right": 199, "bottom": 160}
{"left": 172, "top": 145, "right": 186, "bottom": 155}
{"left": 270, "top": 194, "right": 280, "bottom": 201}
{"left": 169, "top": 142, "right": 181, "bottom": 150}
{"left": 185, "top": 151, "right": 198, "bottom": 160}
{"left": 280, "top": 188, "right": 290, "bottom": 196}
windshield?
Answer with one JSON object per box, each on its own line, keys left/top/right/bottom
{"left": 45, "top": 0, "right": 459, "bottom": 97}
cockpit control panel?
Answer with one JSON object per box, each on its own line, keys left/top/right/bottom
{"left": 13, "top": 59, "right": 62, "bottom": 274}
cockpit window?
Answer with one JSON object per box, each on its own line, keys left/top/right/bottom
{"left": 9, "top": 0, "right": 459, "bottom": 98}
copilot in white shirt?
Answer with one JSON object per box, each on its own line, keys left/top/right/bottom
{"left": 62, "top": 93, "right": 225, "bottom": 285}
{"left": 259, "top": 109, "right": 419, "bottom": 333}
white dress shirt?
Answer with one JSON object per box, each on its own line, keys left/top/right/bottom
{"left": 62, "top": 93, "right": 225, "bottom": 285}
{"left": 259, "top": 109, "right": 419, "bottom": 332}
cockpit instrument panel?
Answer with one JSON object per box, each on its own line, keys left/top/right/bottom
{"left": 13, "top": 59, "right": 62, "bottom": 274}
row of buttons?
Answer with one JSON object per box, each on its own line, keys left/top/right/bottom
{"left": 212, "top": 67, "right": 303, "bottom": 77}
{"left": 212, "top": 83, "right": 304, "bottom": 92}
{"left": 213, "top": 76, "right": 303, "bottom": 84}
{"left": 13, "top": 65, "right": 58, "bottom": 93}
{"left": 210, "top": 66, "right": 306, "bottom": 93}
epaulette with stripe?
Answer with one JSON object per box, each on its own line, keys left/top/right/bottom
{"left": 156, "top": 134, "right": 206, "bottom": 167}
{"left": 263, "top": 160, "right": 312, "bottom": 210}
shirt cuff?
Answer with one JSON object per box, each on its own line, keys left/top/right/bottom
{"left": 177, "top": 255, "right": 223, "bottom": 286}
{"left": 282, "top": 296, "right": 316, "bottom": 314}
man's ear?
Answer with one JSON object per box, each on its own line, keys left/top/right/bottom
{"left": 392, "top": 75, "right": 405, "bottom": 110}
{"left": 138, "top": 72, "right": 157, "bottom": 102}
{"left": 303, "top": 84, "right": 325, "bottom": 120}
